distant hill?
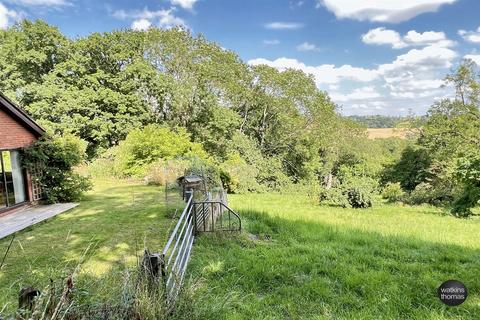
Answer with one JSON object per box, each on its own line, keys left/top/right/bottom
{"left": 347, "top": 115, "right": 407, "bottom": 128}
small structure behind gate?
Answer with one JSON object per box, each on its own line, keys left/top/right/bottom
{"left": 155, "top": 176, "right": 241, "bottom": 306}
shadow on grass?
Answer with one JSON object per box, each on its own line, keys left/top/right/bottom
{"left": 176, "top": 209, "right": 480, "bottom": 320}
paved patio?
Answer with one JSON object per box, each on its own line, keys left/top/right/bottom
{"left": 0, "top": 203, "right": 78, "bottom": 239}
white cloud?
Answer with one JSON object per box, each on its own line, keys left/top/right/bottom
{"left": 249, "top": 42, "right": 457, "bottom": 115}
{"left": 330, "top": 86, "right": 381, "bottom": 102}
{"left": 362, "top": 27, "right": 453, "bottom": 49}
{"left": 362, "top": 27, "right": 407, "bottom": 49}
{"left": 378, "top": 44, "right": 456, "bottom": 100}
{"left": 296, "top": 42, "right": 322, "bottom": 52}
{"left": 112, "top": 8, "right": 186, "bottom": 29}
{"left": 132, "top": 18, "right": 151, "bottom": 31}
{"left": 264, "top": 22, "right": 303, "bottom": 30}
{"left": 378, "top": 44, "right": 457, "bottom": 75}
{"left": 0, "top": 2, "right": 20, "bottom": 29}
{"left": 7, "top": 0, "right": 70, "bottom": 5}
{"left": 465, "top": 54, "right": 480, "bottom": 65}
{"left": 170, "top": 0, "right": 197, "bottom": 10}
{"left": 458, "top": 27, "right": 480, "bottom": 43}
{"left": 404, "top": 30, "right": 444, "bottom": 44}
{"left": 318, "top": 0, "right": 457, "bottom": 23}
{"left": 248, "top": 57, "right": 378, "bottom": 85}
{"left": 263, "top": 39, "right": 280, "bottom": 45}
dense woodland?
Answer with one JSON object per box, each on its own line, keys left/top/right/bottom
{"left": 347, "top": 115, "right": 408, "bottom": 128}
{"left": 1, "top": 20, "right": 479, "bottom": 216}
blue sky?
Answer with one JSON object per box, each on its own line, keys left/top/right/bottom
{"left": 1, "top": 0, "right": 480, "bottom": 116}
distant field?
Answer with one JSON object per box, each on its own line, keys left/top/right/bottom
{"left": 367, "top": 128, "right": 409, "bottom": 139}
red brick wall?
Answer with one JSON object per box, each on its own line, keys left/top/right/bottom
{"left": 0, "top": 108, "right": 38, "bottom": 149}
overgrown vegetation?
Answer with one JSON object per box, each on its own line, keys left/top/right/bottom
{"left": 2, "top": 20, "right": 478, "bottom": 215}
{"left": 22, "top": 134, "right": 92, "bottom": 203}
{"left": 0, "top": 19, "right": 479, "bottom": 318}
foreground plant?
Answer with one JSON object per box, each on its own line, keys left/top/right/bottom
{"left": 22, "top": 134, "right": 92, "bottom": 203}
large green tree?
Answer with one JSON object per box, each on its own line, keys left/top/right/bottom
{"left": 0, "top": 20, "right": 362, "bottom": 190}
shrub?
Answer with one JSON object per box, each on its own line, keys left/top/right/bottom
{"left": 85, "top": 157, "right": 115, "bottom": 179}
{"left": 22, "top": 134, "right": 92, "bottom": 203}
{"left": 144, "top": 158, "right": 191, "bottom": 186}
{"left": 319, "top": 187, "right": 349, "bottom": 208}
{"left": 219, "top": 152, "right": 260, "bottom": 193}
{"left": 405, "top": 182, "right": 457, "bottom": 206}
{"left": 406, "top": 183, "right": 435, "bottom": 205}
{"left": 339, "top": 167, "right": 376, "bottom": 208}
{"left": 319, "top": 175, "right": 375, "bottom": 209}
{"left": 451, "top": 151, "right": 480, "bottom": 217}
{"left": 112, "top": 125, "right": 209, "bottom": 177}
{"left": 345, "top": 184, "right": 373, "bottom": 209}
{"left": 381, "top": 182, "right": 405, "bottom": 202}
{"left": 452, "top": 185, "right": 480, "bottom": 218}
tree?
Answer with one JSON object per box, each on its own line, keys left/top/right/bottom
{"left": 381, "top": 146, "right": 431, "bottom": 191}
{"left": 417, "top": 60, "right": 480, "bottom": 215}
{"left": 0, "top": 20, "right": 360, "bottom": 192}
{"left": 444, "top": 58, "right": 480, "bottom": 107}
{"left": 0, "top": 20, "right": 69, "bottom": 99}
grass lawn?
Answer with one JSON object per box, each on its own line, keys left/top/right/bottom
{"left": 1, "top": 183, "right": 479, "bottom": 319}
{"left": 175, "top": 193, "right": 480, "bottom": 320}
{"left": 0, "top": 179, "right": 181, "bottom": 315}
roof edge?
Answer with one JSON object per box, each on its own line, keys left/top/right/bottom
{"left": 0, "top": 92, "right": 45, "bottom": 137}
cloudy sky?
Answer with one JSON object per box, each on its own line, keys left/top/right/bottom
{"left": 1, "top": 0, "right": 480, "bottom": 115}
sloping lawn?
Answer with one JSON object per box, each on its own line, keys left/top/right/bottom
{"left": 175, "top": 194, "right": 480, "bottom": 319}
{"left": 0, "top": 179, "right": 180, "bottom": 315}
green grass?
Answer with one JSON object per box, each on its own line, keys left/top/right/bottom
{"left": 1, "top": 184, "right": 479, "bottom": 319}
{"left": 0, "top": 179, "right": 181, "bottom": 315}
{"left": 175, "top": 193, "right": 480, "bottom": 319}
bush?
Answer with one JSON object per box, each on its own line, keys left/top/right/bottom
{"left": 22, "top": 134, "right": 92, "bottom": 203}
{"left": 319, "top": 175, "right": 375, "bottom": 209}
{"left": 381, "top": 182, "right": 405, "bottom": 202}
{"left": 452, "top": 185, "right": 480, "bottom": 218}
{"left": 405, "top": 182, "right": 457, "bottom": 206}
{"left": 319, "top": 187, "right": 349, "bottom": 208}
{"left": 220, "top": 152, "right": 261, "bottom": 193}
{"left": 85, "top": 157, "right": 115, "bottom": 179}
{"left": 144, "top": 158, "right": 191, "bottom": 186}
{"left": 345, "top": 186, "right": 373, "bottom": 208}
{"left": 112, "top": 125, "right": 209, "bottom": 177}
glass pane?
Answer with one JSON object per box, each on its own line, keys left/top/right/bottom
{"left": 0, "top": 154, "right": 5, "bottom": 208}
{"left": 10, "top": 150, "right": 26, "bottom": 204}
{"left": 1, "top": 150, "right": 26, "bottom": 206}
{"left": 2, "top": 151, "right": 15, "bottom": 206}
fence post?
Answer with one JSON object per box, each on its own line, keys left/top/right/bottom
{"left": 185, "top": 190, "right": 193, "bottom": 202}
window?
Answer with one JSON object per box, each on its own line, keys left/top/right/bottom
{"left": 0, "top": 150, "right": 27, "bottom": 210}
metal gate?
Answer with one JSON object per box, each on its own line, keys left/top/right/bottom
{"left": 158, "top": 190, "right": 241, "bottom": 305}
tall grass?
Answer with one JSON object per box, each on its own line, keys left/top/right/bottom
{"left": 173, "top": 194, "right": 480, "bottom": 319}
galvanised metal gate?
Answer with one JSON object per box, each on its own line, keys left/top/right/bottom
{"left": 159, "top": 190, "right": 241, "bottom": 305}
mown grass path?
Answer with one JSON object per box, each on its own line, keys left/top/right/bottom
{"left": 176, "top": 194, "right": 480, "bottom": 319}
{"left": 0, "top": 179, "right": 179, "bottom": 315}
